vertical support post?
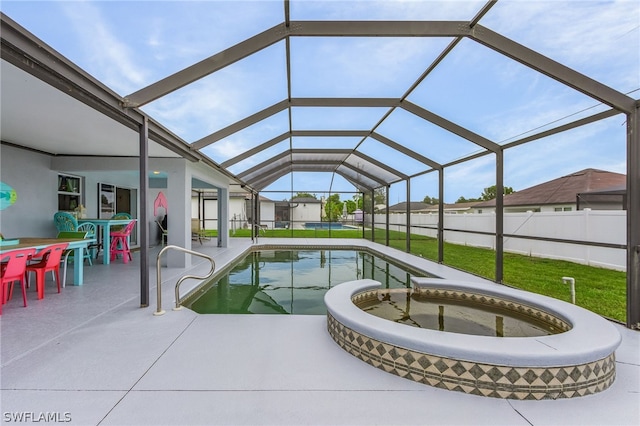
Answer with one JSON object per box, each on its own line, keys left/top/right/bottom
{"left": 255, "top": 192, "right": 260, "bottom": 239}
{"left": 370, "top": 189, "right": 375, "bottom": 243}
{"left": 250, "top": 192, "right": 255, "bottom": 241}
{"left": 139, "top": 116, "right": 149, "bottom": 307}
{"left": 255, "top": 192, "right": 260, "bottom": 241}
{"left": 385, "top": 185, "right": 390, "bottom": 246}
{"left": 361, "top": 192, "right": 365, "bottom": 240}
{"left": 202, "top": 191, "right": 206, "bottom": 231}
{"left": 495, "top": 150, "right": 504, "bottom": 284}
{"left": 166, "top": 165, "right": 190, "bottom": 267}
{"left": 406, "top": 178, "right": 411, "bottom": 253}
{"left": 253, "top": 192, "right": 262, "bottom": 231}
{"left": 217, "top": 187, "right": 229, "bottom": 247}
{"left": 438, "top": 168, "right": 444, "bottom": 263}
{"left": 627, "top": 106, "right": 640, "bottom": 329}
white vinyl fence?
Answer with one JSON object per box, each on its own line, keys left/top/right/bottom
{"left": 372, "top": 210, "right": 627, "bottom": 271}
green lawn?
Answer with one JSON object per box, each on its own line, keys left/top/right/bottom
{"left": 204, "top": 227, "right": 627, "bottom": 322}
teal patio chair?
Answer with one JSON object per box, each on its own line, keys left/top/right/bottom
{"left": 54, "top": 211, "right": 78, "bottom": 232}
{"left": 76, "top": 222, "right": 98, "bottom": 265}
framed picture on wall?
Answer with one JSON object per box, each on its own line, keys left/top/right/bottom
{"left": 99, "top": 183, "right": 115, "bottom": 219}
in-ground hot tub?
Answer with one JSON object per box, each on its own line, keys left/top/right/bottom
{"left": 325, "top": 278, "right": 621, "bottom": 400}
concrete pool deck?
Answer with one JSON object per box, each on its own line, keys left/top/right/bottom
{"left": 1, "top": 238, "right": 638, "bottom": 425}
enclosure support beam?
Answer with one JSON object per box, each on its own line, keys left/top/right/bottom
{"left": 627, "top": 105, "right": 640, "bottom": 329}
{"left": 438, "top": 169, "right": 444, "bottom": 263}
{"left": 470, "top": 25, "right": 636, "bottom": 114}
{"left": 123, "top": 23, "right": 287, "bottom": 107}
{"left": 250, "top": 192, "right": 256, "bottom": 241}
{"left": 495, "top": 150, "right": 504, "bottom": 284}
{"left": 371, "top": 189, "right": 376, "bottom": 243}
{"left": 386, "top": 185, "right": 390, "bottom": 247}
{"left": 406, "top": 179, "right": 411, "bottom": 253}
{"left": 139, "top": 116, "right": 149, "bottom": 307}
{"left": 361, "top": 192, "right": 365, "bottom": 240}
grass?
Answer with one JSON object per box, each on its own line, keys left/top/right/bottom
{"left": 204, "top": 227, "right": 627, "bottom": 322}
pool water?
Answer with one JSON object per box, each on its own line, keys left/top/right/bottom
{"left": 355, "top": 289, "right": 561, "bottom": 337}
{"left": 304, "top": 222, "right": 355, "bottom": 230}
{"left": 185, "top": 250, "right": 430, "bottom": 315}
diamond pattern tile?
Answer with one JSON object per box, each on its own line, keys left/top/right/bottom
{"left": 326, "top": 312, "right": 616, "bottom": 400}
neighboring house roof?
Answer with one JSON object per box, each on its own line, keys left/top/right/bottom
{"left": 576, "top": 184, "right": 628, "bottom": 209}
{"left": 426, "top": 202, "right": 478, "bottom": 212}
{"left": 382, "top": 202, "right": 433, "bottom": 212}
{"left": 473, "top": 168, "right": 626, "bottom": 208}
{"left": 578, "top": 184, "right": 626, "bottom": 196}
{"left": 383, "top": 201, "right": 479, "bottom": 213}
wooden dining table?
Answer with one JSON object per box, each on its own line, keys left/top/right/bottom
{"left": 77, "top": 218, "right": 136, "bottom": 265}
{"left": 0, "top": 237, "right": 95, "bottom": 285}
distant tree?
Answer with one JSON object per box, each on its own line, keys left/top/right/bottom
{"left": 481, "top": 185, "right": 514, "bottom": 201}
{"left": 294, "top": 192, "right": 316, "bottom": 199}
{"left": 345, "top": 199, "right": 357, "bottom": 214}
{"left": 456, "top": 196, "right": 482, "bottom": 203}
{"left": 373, "top": 188, "right": 386, "bottom": 206}
{"left": 324, "top": 194, "right": 344, "bottom": 221}
{"left": 422, "top": 195, "right": 440, "bottom": 205}
{"left": 356, "top": 188, "right": 386, "bottom": 213}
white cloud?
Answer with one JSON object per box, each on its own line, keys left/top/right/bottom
{"left": 483, "top": 0, "right": 640, "bottom": 92}
{"left": 291, "top": 0, "right": 487, "bottom": 20}
{"left": 59, "top": 1, "right": 148, "bottom": 94}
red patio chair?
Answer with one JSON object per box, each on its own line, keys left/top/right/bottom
{"left": 110, "top": 220, "right": 136, "bottom": 264}
{"left": 25, "top": 243, "right": 69, "bottom": 300}
{"left": 1, "top": 248, "right": 37, "bottom": 315}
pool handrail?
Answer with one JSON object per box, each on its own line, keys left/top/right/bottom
{"left": 154, "top": 245, "right": 216, "bottom": 316}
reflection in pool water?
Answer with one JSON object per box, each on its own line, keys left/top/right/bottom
{"left": 185, "top": 250, "right": 430, "bottom": 314}
{"left": 355, "top": 289, "right": 562, "bottom": 337}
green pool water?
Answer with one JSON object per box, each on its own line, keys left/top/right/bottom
{"left": 185, "top": 249, "right": 432, "bottom": 315}
{"left": 355, "top": 289, "right": 561, "bottom": 337}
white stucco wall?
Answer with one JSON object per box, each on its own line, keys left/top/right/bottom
{"left": 260, "top": 201, "right": 275, "bottom": 228}
{"left": 0, "top": 144, "right": 58, "bottom": 237}
{"left": 290, "top": 202, "right": 322, "bottom": 229}
{"left": 193, "top": 197, "right": 275, "bottom": 230}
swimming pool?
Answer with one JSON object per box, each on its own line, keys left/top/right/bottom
{"left": 184, "top": 249, "right": 432, "bottom": 314}
{"left": 304, "top": 222, "right": 356, "bottom": 230}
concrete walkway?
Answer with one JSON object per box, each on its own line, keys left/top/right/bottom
{"left": 1, "top": 239, "right": 638, "bottom": 425}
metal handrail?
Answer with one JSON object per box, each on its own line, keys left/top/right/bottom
{"left": 154, "top": 245, "right": 216, "bottom": 316}
{"left": 253, "top": 224, "right": 262, "bottom": 243}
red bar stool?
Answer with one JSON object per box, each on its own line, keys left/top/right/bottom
{"left": 1, "top": 248, "right": 37, "bottom": 314}
{"left": 110, "top": 221, "right": 136, "bottom": 264}
{"left": 25, "top": 243, "right": 69, "bottom": 300}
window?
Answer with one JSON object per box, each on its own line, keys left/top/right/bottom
{"left": 57, "top": 173, "right": 82, "bottom": 211}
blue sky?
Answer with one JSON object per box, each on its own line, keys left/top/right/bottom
{"left": 2, "top": 0, "right": 638, "bottom": 203}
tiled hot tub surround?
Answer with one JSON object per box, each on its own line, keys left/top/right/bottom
{"left": 325, "top": 279, "right": 621, "bottom": 400}
{"left": 327, "top": 312, "right": 616, "bottom": 400}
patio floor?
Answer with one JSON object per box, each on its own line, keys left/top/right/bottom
{"left": 1, "top": 238, "right": 638, "bottom": 425}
